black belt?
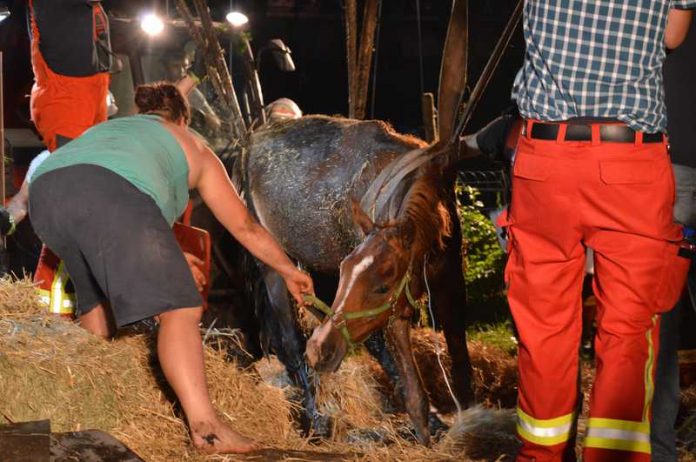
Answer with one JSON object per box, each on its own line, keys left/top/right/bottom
{"left": 526, "top": 122, "right": 664, "bottom": 144}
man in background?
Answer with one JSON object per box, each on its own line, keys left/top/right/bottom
{"left": 651, "top": 16, "right": 696, "bottom": 462}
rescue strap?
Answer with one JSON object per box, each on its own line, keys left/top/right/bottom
{"left": 303, "top": 268, "right": 417, "bottom": 351}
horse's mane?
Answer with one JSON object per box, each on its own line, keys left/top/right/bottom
{"left": 396, "top": 164, "right": 452, "bottom": 256}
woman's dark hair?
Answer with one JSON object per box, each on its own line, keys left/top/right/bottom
{"left": 134, "top": 82, "right": 190, "bottom": 124}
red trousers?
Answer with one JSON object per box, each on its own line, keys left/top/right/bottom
{"left": 28, "top": 0, "right": 109, "bottom": 152}
{"left": 502, "top": 122, "right": 689, "bottom": 462}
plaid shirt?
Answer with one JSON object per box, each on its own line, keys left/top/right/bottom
{"left": 512, "top": 0, "right": 696, "bottom": 133}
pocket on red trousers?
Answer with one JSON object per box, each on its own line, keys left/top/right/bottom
{"left": 652, "top": 241, "right": 690, "bottom": 313}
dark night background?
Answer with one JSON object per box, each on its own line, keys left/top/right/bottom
{"left": 0, "top": 0, "right": 524, "bottom": 137}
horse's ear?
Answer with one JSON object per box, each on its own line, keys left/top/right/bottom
{"left": 351, "top": 198, "right": 374, "bottom": 235}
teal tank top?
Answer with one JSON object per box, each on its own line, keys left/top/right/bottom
{"left": 32, "top": 114, "right": 190, "bottom": 225}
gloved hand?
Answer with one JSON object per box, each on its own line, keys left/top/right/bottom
{"left": 187, "top": 50, "right": 207, "bottom": 84}
{"left": 0, "top": 208, "right": 15, "bottom": 236}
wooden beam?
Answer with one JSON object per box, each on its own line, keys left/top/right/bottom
{"left": 345, "top": 0, "right": 358, "bottom": 118}
{"left": 437, "top": 0, "right": 469, "bottom": 143}
{"left": 355, "top": 0, "right": 379, "bottom": 120}
{"left": 421, "top": 93, "right": 437, "bottom": 143}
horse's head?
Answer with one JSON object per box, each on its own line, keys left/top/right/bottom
{"left": 306, "top": 174, "right": 451, "bottom": 372}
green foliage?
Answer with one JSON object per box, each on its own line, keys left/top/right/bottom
{"left": 456, "top": 183, "right": 506, "bottom": 305}
{"left": 467, "top": 320, "right": 518, "bottom": 355}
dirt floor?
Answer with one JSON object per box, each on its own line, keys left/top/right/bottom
{"left": 0, "top": 278, "right": 695, "bottom": 461}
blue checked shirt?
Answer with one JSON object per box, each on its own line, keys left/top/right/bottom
{"left": 512, "top": 0, "right": 696, "bottom": 133}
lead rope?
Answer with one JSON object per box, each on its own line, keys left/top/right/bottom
{"left": 423, "top": 254, "right": 462, "bottom": 415}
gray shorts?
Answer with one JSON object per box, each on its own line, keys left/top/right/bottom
{"left": 29, "top": 165, "right": 202, "bottom": 327}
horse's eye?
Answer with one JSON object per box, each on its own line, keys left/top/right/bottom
{"left": 375, "top": 285, "right": 389, "bottom": 294}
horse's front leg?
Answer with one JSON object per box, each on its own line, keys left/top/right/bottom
{"left": 258, "top": 268, "right": 330, "bottom": 438}
{"left": 385, "top": 316, "right": 430, "bottom": 446}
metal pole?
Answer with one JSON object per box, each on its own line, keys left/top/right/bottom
{"left": 453, "top": 0, "right": 522, "bottom": 140}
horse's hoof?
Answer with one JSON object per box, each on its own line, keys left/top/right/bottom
{"left": 304, "top": 413, "right": 333, "bottom": 442}
{"left": 428, "top": 411, "right": 449, "bottom": 438}
{"left": 395, "top": 424, "right": 430, "bottom": 446}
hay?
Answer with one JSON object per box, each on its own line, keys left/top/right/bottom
{"left": 0, "top": 278, "right": 523, "bottom": 461}
{"left": 2, "top": 277, "right": 694, "bottom": 461}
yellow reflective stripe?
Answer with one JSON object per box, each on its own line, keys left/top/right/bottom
{"left": 516, "top": 408, "right": 574, "bottom": 446}
{"left": 585, "top": 418, "right": 651, "bottom": 454}
{"left": 587, "top": 418, "right": 649, "bottom": 435}
{"left": 518, "top": 424, "right": 571, "bottom": 446}
{"left": 517, "top": 408, "right": 574, "bottom": 428}
{"left": 47, "top": 262, "right": 75, "bottom": 315}
{"left": 584, "top": 436, "right": 651, "bottom": 454}
{"left": 643, "top": 316, "right": 657, "bottom": 422}
{"left": 586, "top": 428, "right": 649, "bottom": 443}
{"left": 36, "top": 288, "right": 51, "bottom": 306}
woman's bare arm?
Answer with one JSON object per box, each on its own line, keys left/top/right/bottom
{"left": 193, "top": 147, "right": 314, "bottom": 304}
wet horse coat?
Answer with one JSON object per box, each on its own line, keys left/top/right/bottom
{"left": 235, "top": 115, "right": 473, "bottom": 442}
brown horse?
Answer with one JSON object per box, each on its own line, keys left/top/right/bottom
{"left": 305, "top": 151, "right": 473, "bottom": 445}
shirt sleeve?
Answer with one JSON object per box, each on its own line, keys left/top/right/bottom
{"left": 670, "top": 0, "right": 696, "bottom": 9}
{"left": 26, "top": 151, "right": 50, "bottom": 184}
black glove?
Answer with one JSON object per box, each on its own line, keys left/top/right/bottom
{"left": 187, "top": 50, "right": 207, "bottom": 84}
{"left": 0, "top": 208, "right": 15, "bottom": 236}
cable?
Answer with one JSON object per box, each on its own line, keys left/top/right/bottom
{"left": 423, "top": 254, "right": 463, "bottom": 415}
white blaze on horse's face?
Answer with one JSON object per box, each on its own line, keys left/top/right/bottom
{"left": 333, "top": 254, "right": 374, "bottom": 315}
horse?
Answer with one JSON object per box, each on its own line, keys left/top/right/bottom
{"left": 234, "top": 114, "right": 474, "bottom": 445}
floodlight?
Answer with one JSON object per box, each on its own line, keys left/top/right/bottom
{"left": 226, "top": 11, "right": 249, "bottom": 28}
{"left": 0, "top": 6, "right": 10, "bottom": 23}
{"left": 141, "top": 13, "right": 164, "bottom": 36}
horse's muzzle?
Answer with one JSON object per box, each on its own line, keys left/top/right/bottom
{"left": 306, "top": 321, "right": 348, "bottom": 373}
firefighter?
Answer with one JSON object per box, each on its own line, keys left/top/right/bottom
{"left": 27, "top": 0, "right": 112, "bottom": 315}
{"left": 28, "top": 0, "right": 111, "bottom": 150}
{"left": 503, "top": 3, "right": 695, "bottom": 462}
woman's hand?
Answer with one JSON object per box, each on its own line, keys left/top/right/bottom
{"left": 183, "top": 252, "right": 207, "bottom": 292}
{"left": 282, "top": 268, "right": 315, "bottom": 306}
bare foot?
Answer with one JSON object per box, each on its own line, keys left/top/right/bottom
{"left": 190, "top": 418, "right": 260, "bottom": 454}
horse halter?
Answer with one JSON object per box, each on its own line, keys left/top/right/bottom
{"left": 304, "top": 268, "right": 417, "bottom": 351}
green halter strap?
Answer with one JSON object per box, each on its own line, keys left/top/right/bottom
{"left": 303, "top": 268, "right": 416, "bottom": 351}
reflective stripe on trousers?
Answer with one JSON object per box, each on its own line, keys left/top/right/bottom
{"left": 36, "top": 260, "right": 75, "bottom": 315}
{"left": 585, "top": 418, "right": 651, "bottom": 455}
{"left": 517, "top": 408, "right": 574, "bottom": 446}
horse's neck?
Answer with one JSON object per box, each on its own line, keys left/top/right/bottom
{"left": 360, "top": 148, "right": 437, "bottom": 222}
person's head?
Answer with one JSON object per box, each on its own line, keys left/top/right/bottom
{"left": 135, "top": 82, "right": 190, "bottom": 125}
{"left": 266, "top": 98, "right": 302, "bottom": 122}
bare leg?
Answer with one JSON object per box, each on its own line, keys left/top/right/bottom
{"left": 78, "top": 303, "right": 113, "bottom": 338}
{"left": 157, "top": 306, "right": 258, "bottom": 454}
